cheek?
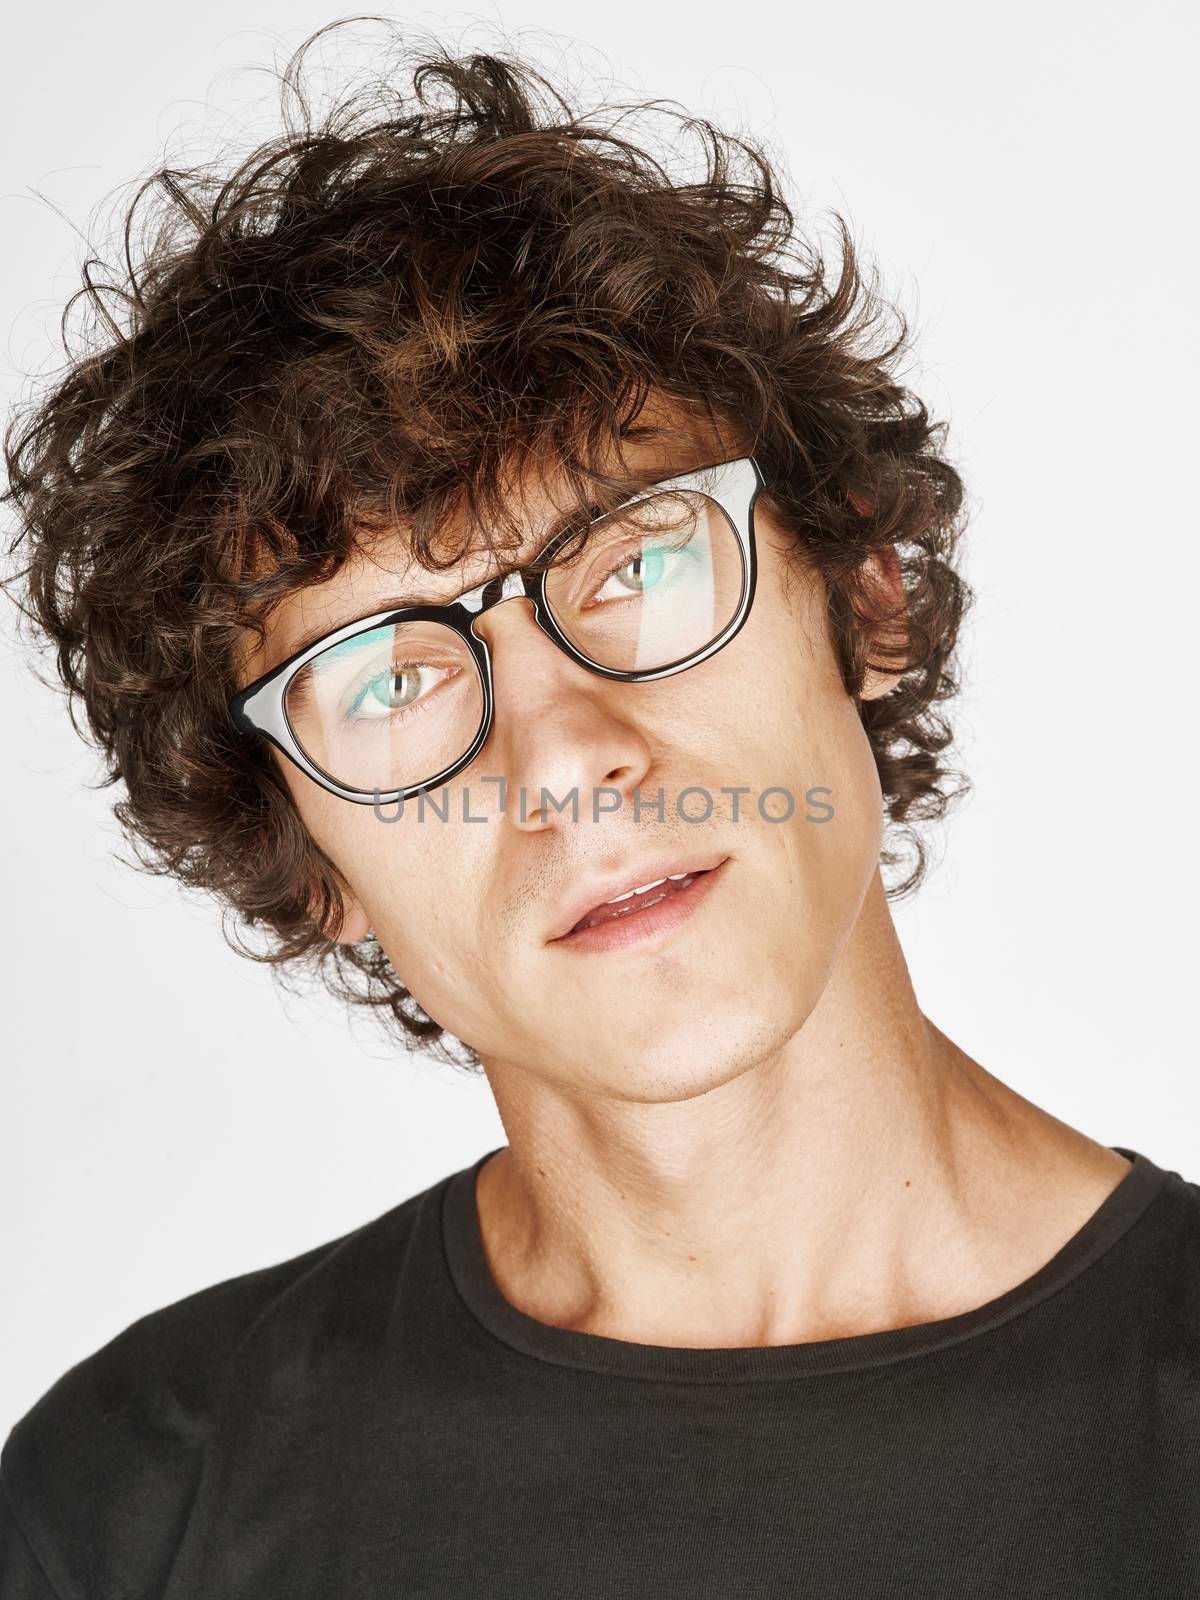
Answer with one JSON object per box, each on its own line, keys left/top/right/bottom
{"left": 737, "top": 567, "right": 886, "bottom": 915}
{"left": 782, "top": 645, "right": 886, "bottom": 898}
{"left": 283, "top": 767, "right": 371, "bottom": 877}
{"left": 335, "top": 812, "right": 498, "bottom": 1020}
{"left": 726, "top": 562, "right": 881, "bottom": 802}
{"left": 795, "top": 667, "right": 885, "bottom": 833}
{"left": 281, "top": 770, "right": 440, "bottom": 953}
{"left": 795, "top": 696, "right": 886, "bottom": 927}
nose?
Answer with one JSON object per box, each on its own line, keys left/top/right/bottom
{"left": 466, "top": 585, "right": 574, "bottom": 701}
{"left": 466, "top": 570, "right": 528, "bottom": 617}
{"left": 467, "top": 591, "right": 652, "bottom": 830}
{"left": 465, "top": 572, "right": 531, "bottom": 641}
{"left": 470, "top": 588, "right": 544, "bottom": 668}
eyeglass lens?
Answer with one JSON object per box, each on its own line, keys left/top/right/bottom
{"left": 283, "top": 488, "right": 745, "bottom": 794}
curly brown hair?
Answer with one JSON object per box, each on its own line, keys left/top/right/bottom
{"left": 2, "top": 24, "right": 972, "bottom": 1071}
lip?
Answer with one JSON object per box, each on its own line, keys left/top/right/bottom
{"left": 546, "top": 854, "right": 730, "bottom": 950}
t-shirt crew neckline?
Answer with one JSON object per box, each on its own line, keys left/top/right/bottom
{"left": 441, "top": 1144, "right": 1170, "bottom": 1382}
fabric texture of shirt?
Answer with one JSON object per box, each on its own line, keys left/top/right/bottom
{"left": 2, "top": 1141, "right": 1198, "bottom": 1598}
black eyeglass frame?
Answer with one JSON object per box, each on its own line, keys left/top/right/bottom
{"left": 228, "top": 454, "right": 765, "bottom": 805}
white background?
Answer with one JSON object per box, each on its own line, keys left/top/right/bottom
{"left": 2, "top": 1, "right": 1196, "bottom": 1435}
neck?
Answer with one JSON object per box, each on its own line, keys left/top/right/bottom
{"left": 474, "top": 872, "right": 1129, "bottom": 1347}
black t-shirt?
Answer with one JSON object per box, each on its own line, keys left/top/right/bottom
{"left": 2, "top": 1142, "right": 1198, "bottom": 1598}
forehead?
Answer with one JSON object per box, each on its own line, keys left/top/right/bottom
{"left": 238, "top": 404, "right": 741, "bottom": 684}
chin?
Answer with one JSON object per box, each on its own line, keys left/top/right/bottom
{"left": 580, "top": 1003, "right": 804, "bottom": 1105}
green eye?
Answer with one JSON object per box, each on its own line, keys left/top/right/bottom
{"left": 350, "top": 668, "right": 419, "bottom": 717}
{"left": 613, "top": 549, "right": 666, "bottom": 591}
{"left": 595, "top": 542, "right": 697, "bottom": 602}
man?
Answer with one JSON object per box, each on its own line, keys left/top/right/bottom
{"left": 2, "top": 32, "right": 1197, "bottom": 1600}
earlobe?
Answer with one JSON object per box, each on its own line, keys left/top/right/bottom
{"left": 858, "top": 544, "right": 908, "bottom": 701}
{"left": 311, "top": 874, "right": 372, "bottom": 944}
{"left": 331, "top": 897, "right": 372, "bottom": 945}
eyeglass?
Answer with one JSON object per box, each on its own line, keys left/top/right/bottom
{"left": 228, "top": 454, "right": 765, "bottom": 804}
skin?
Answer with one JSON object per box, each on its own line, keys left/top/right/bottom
{"left": 237, "top": 399, "right": 1131, "bottom": 1349}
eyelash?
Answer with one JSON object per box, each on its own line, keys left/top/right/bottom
{"left": 321, "top": 543, "right": 673, "bottom": 727}
{"left": 296, "top": 523, "right": 690, "bottom": 685}
{"left": 344, "top": 663, "right": 460, "bottom": 726}
{"left": 586, "top": 544, "right": 647, "bottom": 598}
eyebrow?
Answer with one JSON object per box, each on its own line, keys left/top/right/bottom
{"left": 273, "top": 491, "right": 627, "bottom": 669}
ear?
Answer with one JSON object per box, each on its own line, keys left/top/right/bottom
{"left": 330, "top": 896, "right": 372, "bottom": 945}
{"left": 311, "top": 873, "right": 372, "bottom": 944}
{"left": 857, "top": 544, "right": 908, "bottom": 701}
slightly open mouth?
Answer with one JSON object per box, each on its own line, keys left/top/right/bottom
{"left": 565, "top": 868, "right": 713, "bottom": 937}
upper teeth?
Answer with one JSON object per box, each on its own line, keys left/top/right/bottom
{"left": 605, "top": 872, "right": 690, "bottom": 904}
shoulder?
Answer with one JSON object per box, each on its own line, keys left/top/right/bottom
{"left": 1109, "top": 1150, "right": 1200, "bottom": 1367}
{"left": 0, "top": 1180, "right": 437, "bottom": 1599}
{"left": 1151, "top": 1160, "right": 1200, "bottom": 1307}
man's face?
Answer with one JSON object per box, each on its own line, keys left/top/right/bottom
{"left": 237, "top": 411, "right": 892, "bottom": 1101}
